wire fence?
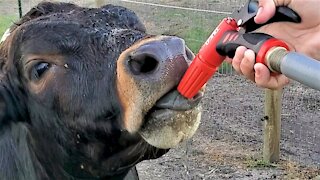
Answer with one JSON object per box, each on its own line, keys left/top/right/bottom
{"left": 1, "top": 0, "right": 320, "bottom": 179}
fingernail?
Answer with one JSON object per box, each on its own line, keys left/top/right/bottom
{"left": 256, "top": 7, "right": 263, "bottom": 17}
{"left": 255, "top": 68, "right": 261, "bottom": 78}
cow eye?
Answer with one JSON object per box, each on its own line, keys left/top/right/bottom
{"left": 31, "top": 62, "right": 51, "bottom": 80}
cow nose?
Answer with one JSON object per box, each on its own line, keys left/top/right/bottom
{"left": 127, "top": 36, "right": 192, "bottom": 77}
{"left": 117, "top": 36, "right": 194, "bottom": 133}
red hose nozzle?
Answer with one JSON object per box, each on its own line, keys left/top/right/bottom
{"left": 178, "top": 18, "right": 238, "bottom": 98}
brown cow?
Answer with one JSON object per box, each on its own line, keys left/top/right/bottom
{"left": 0, "top": 2, "right": 203, "bottom": 179}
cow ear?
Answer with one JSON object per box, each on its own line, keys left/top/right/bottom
{"left": 0, "top": 83, "right": 27, "bottom": 125}
{"left": 0, "top": 26, "right": 27, "bottom": 125}
{"left": 0, "top": 81, "right": 34, "bottom": 180}
{"left": 0, "top": 85, "right": 13, "bottom": 124}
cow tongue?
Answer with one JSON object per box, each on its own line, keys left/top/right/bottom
{"left": 154, "top": 90, "right": 203, "bottom": 111}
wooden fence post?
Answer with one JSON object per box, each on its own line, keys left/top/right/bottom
{"left": 263, "top": 89, "right": 282, "bottom": 163}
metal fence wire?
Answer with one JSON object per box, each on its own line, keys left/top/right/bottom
{"left": 1, "top": 0, "right": 320, "bottom": 179}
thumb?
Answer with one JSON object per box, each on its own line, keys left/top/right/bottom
{"left": 254, "top": 0, "right": 276, "bottom": 24}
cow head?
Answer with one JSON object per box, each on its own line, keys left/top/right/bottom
{"left": 0, "top": 2, "right": 203, "bottom": 179}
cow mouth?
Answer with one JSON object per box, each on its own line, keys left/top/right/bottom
{"left": 138, "top": 89, "right": 203, "bottom": 149}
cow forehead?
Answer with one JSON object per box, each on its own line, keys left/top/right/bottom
{"left": 16, "top": 22, "right": 85, "bottom": 54}
{"left": 6, "top": 3, "right": 147, "bottom": 68}
{"left": 16, "top": 20, "right": 144, "bottom": 56}
{"left": 26, "top": 4, "right": 145, "bottom": 33}
{"left": 15, "top": 4, "right": 147, "bottom": 44}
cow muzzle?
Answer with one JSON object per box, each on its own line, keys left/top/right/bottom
{"left": 116, "top": 36, "right": 203, "bottom": 149}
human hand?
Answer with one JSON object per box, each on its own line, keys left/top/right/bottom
{"left": 229, "top": 0, "right": 320, "bottom": 89}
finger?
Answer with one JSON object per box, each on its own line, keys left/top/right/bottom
{"left": 254, "top": 0, "right": 276, "bottom": 24}
{"left": 239, "top": 49, "right": 255, "bottom": 81}
{"left": 224, "top": 57, "right": 232, "bottom": 64}
{"left": 232, "top": 46, "right": 247, "bottom": 74}
{"left": 254, "top": 63, "right": 290, "bottom": 89}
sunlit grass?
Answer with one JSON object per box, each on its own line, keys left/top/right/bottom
{"left": 0, "top": 15, "right": 17, "bottom": 36}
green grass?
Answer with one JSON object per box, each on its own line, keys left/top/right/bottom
{"left": 183, "top": 26, "right": 209, "bottom": 52}
{"left": 246, "top": 158, "right": 278, "bottom": 168}
{"left": 0, "top": 15, "right": 17, "bottom": 36}
{"left": 155, "top": 8, "right": 222, "bottom": 51}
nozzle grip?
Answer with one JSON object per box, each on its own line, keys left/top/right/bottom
{"left": 244, "top": 6, "right": 301, "bottom": 32}
{"left": 235, "top": 0, "right": 301, "bottom": 32}
{"left": 216, "top": 32, "right": 289, "bottom": 65}
{"left": 216, "top": 32, "right": 273, "bottom": 58}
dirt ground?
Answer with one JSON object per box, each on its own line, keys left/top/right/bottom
{"left": 136, "top": 76, "right": 320, "bottom": 180}
{"left": 1, "top": 0, "right": 320, "bottom": 179}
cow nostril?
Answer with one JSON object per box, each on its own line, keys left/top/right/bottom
{"left": 128, "top": 54, "right": 159, "bottom": 75}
